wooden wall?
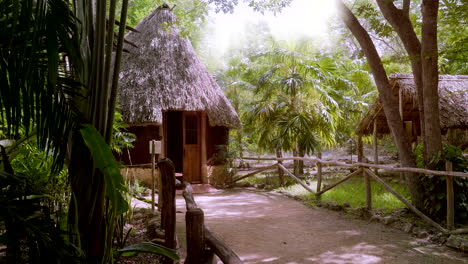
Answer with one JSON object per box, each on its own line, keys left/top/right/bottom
{"left": 206, "top": 125, "right": 229, "bottom": 165}
{"left": 115, "top": 125, "right": 161, "bottom": 165}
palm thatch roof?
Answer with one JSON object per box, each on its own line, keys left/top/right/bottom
{"left": 356, "top": 73, "right": 468, "bottom": 136}
{"left": 117, "top": 5, "right": 241, "bottom": 128}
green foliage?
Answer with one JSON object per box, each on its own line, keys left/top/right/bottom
{"left": 0, "top": 149, "right": 83, "bottom": 263}
{"left": 414, "top": 144, "right": 468, "bottom": 223}
{"left": 117, "top": 242, "right": 180, "bottom": 260}
{"left": 0, "top": 0, "right": 84, "bottom": 172}
{"left": 9, "top": 142, "right": 70, "bottom": 216}
{"left": 208, "top": 0, "right": 292, "bottom": 14}
{"left": 80, "top": 124, "right": 129, "bottom": 215}
{"left": 112, "top": 110, "right": 136, "bottom": 154}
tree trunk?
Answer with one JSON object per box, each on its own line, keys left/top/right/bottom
{"left": 337, "top": 1, "right": 426, "bottom": 210}
{"left": 421, "top": 0, "right": 442, "bottom": 164}
{"left": 376, "top": 0, "right": 427, "bottom": 156}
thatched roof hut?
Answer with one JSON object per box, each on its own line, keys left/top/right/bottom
{"left": 118, "top": 5, "right": 240, "bottom": 128}
{"left": 116, "top": 5, "right": 240, "bottom": 184}
{"left": 356, "top": 73, "right": 468, "bottom": 137}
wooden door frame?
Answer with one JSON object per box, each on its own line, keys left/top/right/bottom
{"left": 183, "top": 111, "right": 202, "bottom": 183}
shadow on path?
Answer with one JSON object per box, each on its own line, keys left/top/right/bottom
{"left": 174, "top": 188, "right": 467, "bottom": 264}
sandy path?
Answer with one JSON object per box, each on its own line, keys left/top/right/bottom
{"left": 174, "top": 188, "right": 468, "bottom": 264}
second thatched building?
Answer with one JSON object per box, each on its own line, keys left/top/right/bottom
{"left": 117, "top": 5, "right": 241, "bottom": 185}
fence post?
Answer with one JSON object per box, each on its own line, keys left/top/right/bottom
{"left": 358, "top": 136, "right": 372, "bottom": 210}
{"left": 158, "top": 158, "right": 176, "bottom": 263}
{"left": 373, "top": 120, "right": 379, "bottom": 175}
{"left": 316, "top": 152, "right": 322, "bottom": 196}
{"left": 446, "top": 161, "right": 454, "bottom": 230}
{"left": 186, "top": 208, "right": 205, "bottom": 264}
{"left": 276, "top": 149, "right": 284, "bottom": 186}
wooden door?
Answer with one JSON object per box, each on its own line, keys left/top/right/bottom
{"left": 183, "top": 112, "right": 201, "bottom": 183}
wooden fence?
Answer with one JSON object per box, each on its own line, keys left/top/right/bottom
{"left": 234, "top": 155, "right": 468, "bottom": 235}
{"left": 158, "top": 158, "right": 243, "bottom": 264}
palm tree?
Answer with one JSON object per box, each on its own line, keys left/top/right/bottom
{"left": 246, "top": 41, "right": 343, "bottom": 176}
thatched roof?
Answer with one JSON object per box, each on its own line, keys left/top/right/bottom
{"left": 117, "top": 6, "right": 241, "bottom": 128}
{"left": 356, "top": 73, "right": 468, "bottom": 136}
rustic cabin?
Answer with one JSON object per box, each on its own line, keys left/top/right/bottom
{"left": 356, "top": 73, "right": 468, "bottom": 163}
{"left": 116, "top": 5, "right": 241, "bottom": 186}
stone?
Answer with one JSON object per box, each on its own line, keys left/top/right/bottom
{"left": 446, "top": 235, "right": 468, "bottom": 252}
{"left": 329, "top": 203, "right": 343, "bottom": 211}
{"left": 403, "top": 223, "right": 414, "bottom": 233}
{"left": 382, "top": 216, "right": 397, "bottom": 225}
{"left": 142, "top": 188, "right": 151, "bottom": 196}
{"left": 446, "top": 235, "right": 463, "bottom": 248}
{"left": 369, "top": 214, "right": 382, "bottom": 223}
{"left": 147, "top": 217, "right": 161, "bottom": 238}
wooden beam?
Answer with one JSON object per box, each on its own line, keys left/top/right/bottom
{"left": 316, "top": 152, "right": 323, "bottom": 194}
{"left": 182, "top": 182, "right": 198, "bottom": 210}
{"left": 241, "top": 156, "right": 468, "bottom": 178}
{"left": 364, "top": 168, "right": 447, "bottom": 233}
{"left": 186, "top": 208, "right": 205, "bottom": 264}
{"left": 446, "top": 161, "right": 454, "bottom": 230}
{"left": 229, "top": 164, "right": 277, "bottom": 183}
{"left": 364, "top": 169, "right": 372, "bottom": 210}
{"left": 201, "top": 112, "right": 207, "bottom": 183}
{"left": 277, "top": 163, "right": 315, "bottom": 194}
{"left": 373, "top": 119, "right": 379, "bottom": 175}
{"left": 316, "top": 169, "right": 362, "bottom": 195}
{"left": 205, "top": 227, "right": 243, "bottom": 264}
{"left": 159, "top": 158, "right": 177, "bottom": 251}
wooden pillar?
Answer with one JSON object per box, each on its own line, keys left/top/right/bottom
{"left": 151, "top": 141, "right": 156, "bottom": 212}
{"left": 373, "top": 120, "right": 379, "bottom": 175}
{"left": 398, "top": 88, "right": 404, "bottom": 119}
{"left": 316, "top": 151, "right": 322, "bottom": 194}
{"left": 357, "top": 136, "right": 363, "bottom": 163}
{"left": 159, "top": 158, "right": 176, "bottom": 253}
{"left": 186, "top": 208, "right": 205, "bottom": 264}
{"left": 446, "top": 161, "right": 454, "bottom": 230}
{"left": 159, "top": 125, "right": 165, "bottom": 157}
{"left": 358, "top": 136, "right": 372, "bottom": 210}
{"left": 201, "top": 112, "right": 208, "bottom": 183}
{"left": 276, "top": 149, "right": 284, "bottom": 186}
{"left": 398, "top": 90, "right": 405, "bottom": 180}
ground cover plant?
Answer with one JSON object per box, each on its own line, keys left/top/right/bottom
{"left": 240, "top": 171, "right": 410, "bottom": 212}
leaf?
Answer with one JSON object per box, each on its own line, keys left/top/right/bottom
{"left": 80, "top": 124, "right": 129, "bottom": 214}
{"left": 117, "top": 242, "right": 180, "bottom": 260}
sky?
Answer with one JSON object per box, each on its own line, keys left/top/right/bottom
{"left": 205, "top": 0, "right": 337, "bottom": 57}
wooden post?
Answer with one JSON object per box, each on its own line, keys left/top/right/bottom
{"left": 159, "top": 158, "right": 176, "bottom": 253}
{"left": 201, "top": 113, "right": 207, "bottom": 183}
{"left": 365, "top": 168, "right": 447, "bottom": 233}
{"left": 276, "top": 149, "right": 284, "bottom": 186}
{"left": 357, "top": 136, "right": 363, "bottom": 163}
{"left": 446, "top": 161, "right": 454, "bottom": 230}
{"left": 373, "top": 120, "right": 378, "bottom": 175}
{"left": 358, "top": 136, "right": 372, "bottom": 210}
{"left": 316, "top": 151, "right": 322, "bottom": 195}
{"left": 186, "top": 208, "right": 205, "bottom": 264}
{"left": 151, "top": 141, "right": 156, "bottom": 212}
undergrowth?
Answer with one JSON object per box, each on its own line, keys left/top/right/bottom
{"left": 241, "top": 172, "right": 410, "bottom": 212}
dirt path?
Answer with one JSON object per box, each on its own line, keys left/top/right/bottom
{"left": 175, "top": 188, "right": 468, "bottom": 264}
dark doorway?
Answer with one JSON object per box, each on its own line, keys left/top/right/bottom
{"left": 165, "top": 111, "right": 183, "bottom": 173}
